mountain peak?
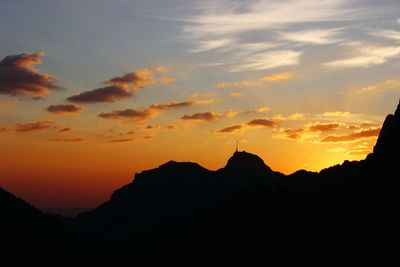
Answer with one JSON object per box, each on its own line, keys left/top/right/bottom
{"left": 223, "top": 151, "right": 272, "bottom": 174}
{"left": 373, "top": 99, "right": 400, "bottom": 158}
{"left": 395, "top": 99, "right": 400, "bottom": 118}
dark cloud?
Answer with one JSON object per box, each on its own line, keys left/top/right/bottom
{"left": 15, "top": 120, "right": 54, "bottom": 132}
{"left": 143, "top": 135, "right": 153, "bottom": 140}
{"left": 281, "top": 128, "right": 305, "bottom": 139}
{"left": 247, "top": 118, "right": 277, "bottom": 127}
{"left": 218, "top": 124, "right": 243, "bottom": 133}
{"left": 48, "top": 137, "right": 84, "bottom": 142}
{"left": 108, "top": 138, "right": 134, "bottom": 143}
{"left": 166, "top": 125, "right": 175, "bottom": 129}
{"left": 47, "top": 103, "right": 83, "bottom": 114}
{"left": 0, "top": 52, "right": 59, "bottom": 97}
{"left": 119, "top": 130, "right": 135, "bottom": 136}
{"left": 67, "top": 85, "right": 132, "bottom": 104}
{"left": 67, "top": 67, "right": 172, "bottom": 104}
{"left": 98, "top": 108, "right": 155, "bottom": 121}
{"left": 0, "top": 125, "right": 13, "bottom": 132}
{"left": 149, "top": 101, "right": 194, "bottom": 110}
{"left": 308, "top": 123, "right": 340, "bottom": 132}
{"left": 98, "top": 100, "right": 197, "bottom": 121}
{"left": 181, "top": 112, "right": 219, "bottom": 121}
{"left": 145, "top": 124, "right": 160, "bottom": 129}
{"left": 104, "top": 68, "right": 156, "bottom": 88}
{"left": 321, "top": 127, "right": 381, "bottom": 143}
{"left": 58, "top": 127, "right": 71, "bottom": 133}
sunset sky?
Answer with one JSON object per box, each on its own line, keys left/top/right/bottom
{"left": 1, "top": 0, "right": 400, "bottom": 210}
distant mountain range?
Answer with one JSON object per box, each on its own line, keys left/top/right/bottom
{"left": 2, "top": 100, "right": 400, "bottom": 266}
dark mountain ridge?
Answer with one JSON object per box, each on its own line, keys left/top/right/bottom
{"left": 2, "top": 100, "right": 400, "bottom": 266}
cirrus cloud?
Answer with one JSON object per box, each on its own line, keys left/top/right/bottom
{"left": 324, "top": 44, "right": 400, "bottom": 69}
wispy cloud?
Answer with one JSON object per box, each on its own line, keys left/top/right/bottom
{"left": 324, "top": 43, "right": 400, "bottom": 69}
{"left": 321, "top": 127, "right": 381, "bottom": 143}
{"left": 277, "top": 28, "right": 342, "bottom": 45}
{"left": 321, "top": 111, "right": 351, "bottom": 117}
{"left": 231, "top": 50, "right": 302, "bottom": 72}
{"left": 260, "top": 72, "right": 294, "bottom": 81}
{"left": 369, "top": 29, "right": 400, "bottom": 42}
{"left": 352, "top": 79, "right": 400, "bottom": 93}
{"left": 48, "top": 137, "right": 85, "bottom": 142}
{"left": 217, "top": 72, "right": 294, "bottom": 88}
{"left": 183, "top": 0, "right": 361, "bottom": 38}
{"left": 15, "top": 120, "right": 54, "bottom": 132}
{"left": 190, "top": 38, "right": 236, "bottom": 52}
{"left": 180, "top": 0, "right": 376, "bottom": 71}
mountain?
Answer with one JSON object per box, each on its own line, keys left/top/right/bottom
{"left": 0, "top": 187, "right": 77, "bottom": 266}
{"left": 2, "top": 100, "right": 400, "bottom": 266}
{"left": 75, "top": 151, "right": 283, "bottom": 264}
{"left": 373, "top": 100, "right": 400, "bottom": 161}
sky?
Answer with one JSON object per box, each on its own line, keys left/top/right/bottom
{"left": 1, "top": 0, "right": 400, "bottom": 210}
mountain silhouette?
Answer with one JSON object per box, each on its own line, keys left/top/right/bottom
{"left": 373, "top": 100, "right": 400, "bottom": 160}
{"left": 0, "top": 187, "right": 77, "bottom": 266}
{"left": 2, "top": 100, "right": 400, "bottom": 266}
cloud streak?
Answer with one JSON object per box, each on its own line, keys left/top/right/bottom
{"left": 67, "top": 85, "right": 132, "bottom": 103}
{"left": 324, "top": 44, "right": 400, "bottom": 69}
{"left": 67, "top": 66, "right": 171, "bottom": 104}
{"left": 321, "top": 127, "right": 381, "bottom": 143}
{"left": 217, "top": 124, "right": 243, "bottom": 133}
{"left": 47, "top": 103, "right": 83, "bottom": 114}
{"left": 98, "top": 108, "right": 155, "bottom": 121}
{"left": 183, "top": 0, "right": 362, "bottom": 38}
{"left": 98, "top": 100, "right": 200, "bottom": 121}
{"left": 217, "top": 72, "right": 294, "bottom": 89}
{"left": 181, "top": 112, "right": 219, "bottom": 121}
{"left": 277, "top": 28, "right": 342, "bottom": 45}
{"left": 108, "top": 138, "right": 134, "bottom": 143}
{"left": 247, "top": 118, "right": 278, "bottom": 128}
{"left": 48, "top": 137, "right": 85, "bottom": 142}
{"left": 231, "top": 50, "right": 302, "bottom": 72}
{"left": 15, "top": 120, "right": 54, "bottom": 132}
